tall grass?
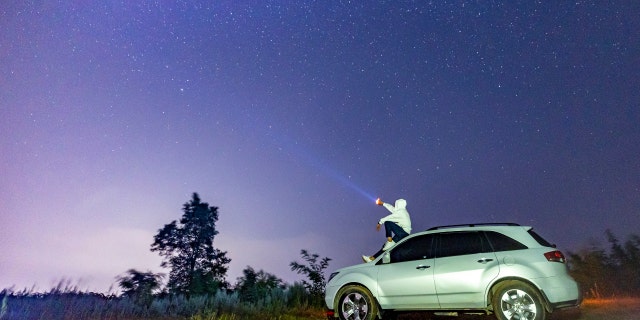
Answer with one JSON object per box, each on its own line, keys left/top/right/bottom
{"left": 0, "top": 282, "right": 324, "bottom": 320}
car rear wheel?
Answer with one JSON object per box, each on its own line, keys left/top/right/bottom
{"left": 336, "top": 285, "right": 378, "bottom": 320}
{"left": 492, "top": 280, "right": 547, "bottom": 320}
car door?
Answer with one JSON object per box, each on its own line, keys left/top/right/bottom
{"left": 433, "top": 231, "right": 499, "bottom": 308}
{"left": 376, "top": 234, "right": 439, "bottom": 309}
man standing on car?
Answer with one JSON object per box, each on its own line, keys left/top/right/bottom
{"left": 362, "top": 198, "right": 412, "bottom": 262}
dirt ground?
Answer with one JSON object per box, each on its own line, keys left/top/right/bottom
{"left": 391, "top": 298, "right": 640, "bottom": 320}
{"left": 561, "top": 298, "right": 640, "bottom": 320}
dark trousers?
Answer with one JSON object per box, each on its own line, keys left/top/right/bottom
{"left": 372, "top": 221, "right": 409, "bottom": 258}
{"left": 384, "top": 220, "right": 409, "bottom": 242}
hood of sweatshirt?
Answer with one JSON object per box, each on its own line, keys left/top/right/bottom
{"left": 395, "top": 199, "right": 407, "bottom": 209}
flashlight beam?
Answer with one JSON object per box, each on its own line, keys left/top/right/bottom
{"left": 271, "top": 134, "right": 376, "bottom": 202}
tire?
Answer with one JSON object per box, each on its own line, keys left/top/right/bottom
{"left": 491, "top": 280, "right": 547, "bottom": 320}
{"left": 336, "top": 285, "right": 379, "bottom": 320}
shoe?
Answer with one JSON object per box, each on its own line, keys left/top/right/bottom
{"left": 382, "top": 240, "right": 396, "bottom": 251}
{"left": 362, "top": 255, "right": 373, "bottom": 263}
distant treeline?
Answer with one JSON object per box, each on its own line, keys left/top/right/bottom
{"left": 0, "top": 251, "right": 330, "bottom": 320}
{"left": 1, "top": 193, "right": 332, "bottom": 319}
{"left": 568, "top": 230, "right": 640, "bottom": 298}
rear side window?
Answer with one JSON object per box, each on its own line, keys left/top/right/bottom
{"left": 528, "top": 229, "right": 555, "bottom": 247}
{"left": 390, "top": 234, "right": 434, "bottom": 263}
{"left": 484, "top": 231, "right": 528, "bottom": 252}
{"left": 436, "top": 231, "right": 491, "bottom": 258}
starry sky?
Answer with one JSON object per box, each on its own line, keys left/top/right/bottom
{"left": 1, "top": 1, "right": 639, "bottom": 293}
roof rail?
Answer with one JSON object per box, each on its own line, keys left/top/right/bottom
{"left": 426, "top": 222, "right": 520, "bottom": 231}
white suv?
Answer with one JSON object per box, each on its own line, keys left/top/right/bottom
{"left": 325, "top": 223, "right": 580, "bottom": 320}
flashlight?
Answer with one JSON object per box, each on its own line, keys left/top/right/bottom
{"left": 376, "top": 198, "right": 382, "bottom": 205}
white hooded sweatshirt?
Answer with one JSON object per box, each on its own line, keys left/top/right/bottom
{"left": 378, "top": 199, "right": 412, "bottom": 234}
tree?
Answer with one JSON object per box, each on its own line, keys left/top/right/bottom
{"left": 151, "top": 193, "right": 231, "bottom": 296}
{"left": 117, "top": 269, "right": 163, "bottom": 307}
{"left": 235, "top": 266, "right": 284, "bottom": 303}
{"left": 289, "top": 249, "right": 331, "bottom": 306}
{"left": 567, "top": 245, "right": 612, "bottom": 298}
{"left": 568, "top": 230, "right": 640, "bottom": 298}
{"left": 605, "top": 230, "right": 640, "bottom": 295}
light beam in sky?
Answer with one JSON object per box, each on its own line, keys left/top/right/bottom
{"left": 271, "top": 132, "right": 376, "bottom": 202}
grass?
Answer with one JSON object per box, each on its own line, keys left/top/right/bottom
{"left": 2, "top": 286, "right": 639, "bottom": 320}
{"left": 0, "top": 284, "right": 327, "bottom": 320}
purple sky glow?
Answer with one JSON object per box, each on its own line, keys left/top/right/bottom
{"left": 1, "top": 1, "right": 639, "bottom": 293}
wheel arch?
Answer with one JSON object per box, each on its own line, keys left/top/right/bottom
{"left": 486, "top": 277, "right": 553, "bottom": 313}
{"left": 332, "top": 283, "right": 383, "bottom": 319}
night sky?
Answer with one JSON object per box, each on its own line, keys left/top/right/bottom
{"left": 1, "top": 1, "right": 639, "bottom": 293}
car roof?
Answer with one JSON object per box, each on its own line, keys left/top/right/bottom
{"left": 426, "top": 222, "right": 523, "bottom": 231}
{"left": 411, "top": 223, "right": 545, "bottom": 248}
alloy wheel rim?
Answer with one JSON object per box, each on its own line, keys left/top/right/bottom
{"left": 341, "top": 292, "right": 369, "bottom": 320}
{"left": 499, "top": 288, "right": 537, "bottom": 320}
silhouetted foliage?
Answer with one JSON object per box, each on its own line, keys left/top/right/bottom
{"left": 151, "top": 193, "right": 231, "bottom": 296}
{"left": 568, "top": 230, "right": 640, "bottom": 298}
{"left": 235, "top": 266, "right": 285, "bottom": 304}
{"left": 0, "top": 283, "right": 327, "bottom": 320}
{"left": 606, "top": 231, "right": 640, "bottom": 295}
{"left": 289, "top": 249, "right": 331, "bottom": 306}
{"left": 285, "top": 281, "right": 312, "bottom": 308}
{"left": 116, "top": 269, "right": 163, "bottom": 308}
{"left": 568, "top": 244, "right": 613, "bottom": 298}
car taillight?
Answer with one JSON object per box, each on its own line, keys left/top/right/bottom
{"left": 544, "top": 250, "right": 566, "bottom": 263}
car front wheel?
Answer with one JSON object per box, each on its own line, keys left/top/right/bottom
{"left": 492, "top": 280, "right": 547, "bottom": 320}
{"left": 336, "top": 285, "right": 378, "bottom": 320}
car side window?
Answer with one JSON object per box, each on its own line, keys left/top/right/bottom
{"left": 436, "top": 231, "right": 491, "bottom": 258}
{"left": 389, "top": 234, "right": 434, "bottom": 263}
{"left": 484, "top": 231, "right": 528, "bottom": 251}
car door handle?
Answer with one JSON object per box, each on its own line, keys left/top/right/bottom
{"left": 477, "top": 258, "right": 494, "bottom": 264}
{"left": 416, "top": 265, "right": 431, "bottom": 270}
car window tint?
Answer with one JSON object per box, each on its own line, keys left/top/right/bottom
{"left": 484, "top": 231, "right": 528, "bottom": 251}
{"left": 436, "top": 231, "right": 490, "bottom": 258}
{"left": 390, "top": 234, "right": 434, "bottom": 263}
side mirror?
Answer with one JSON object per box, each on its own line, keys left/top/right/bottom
{"left": 382, "top": 252, "right": 390, "bottom": 264}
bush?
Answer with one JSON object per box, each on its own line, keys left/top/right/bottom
{"left": 0, "top": 282, "right": 325, "bottom": 320}
{"left": 568, "top": 230, "right": 640, "bottom": 298}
